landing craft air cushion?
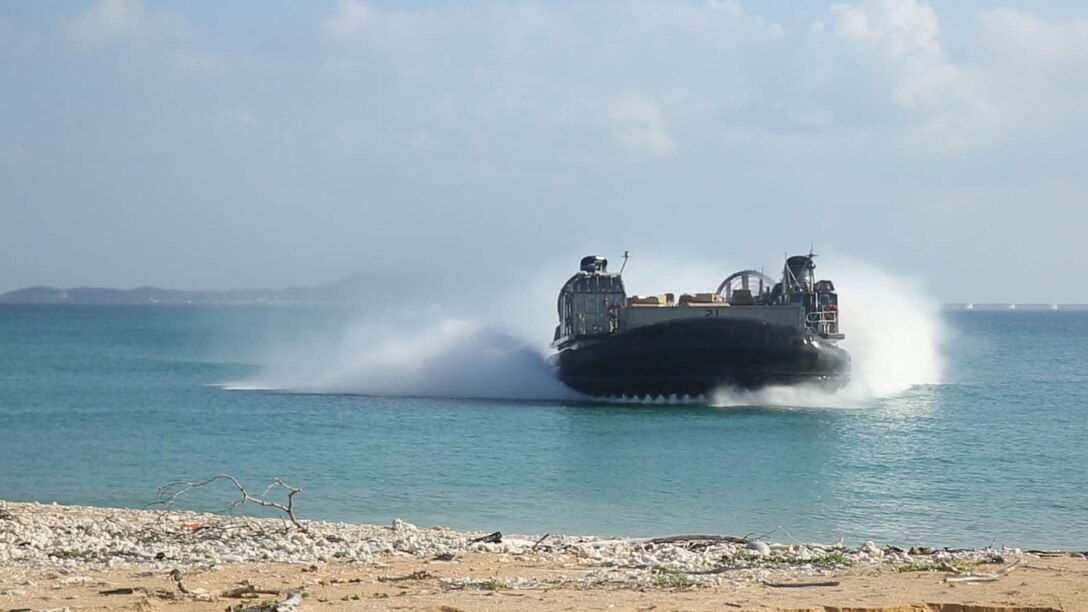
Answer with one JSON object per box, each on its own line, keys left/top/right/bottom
{"left": 550, "top": 253, "right": 851, "bottom": 398}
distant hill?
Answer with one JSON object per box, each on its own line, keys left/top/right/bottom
{"left": 0, "top": 273, "right": 408, "bottom": 305}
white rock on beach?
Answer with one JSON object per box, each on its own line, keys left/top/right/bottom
{"left": 0, "top": 500, "right": 1026, "bottom": 589}
{"left": 746, "top": 540, "right": 771, "bottom": 556}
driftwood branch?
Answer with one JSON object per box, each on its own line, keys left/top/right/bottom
{"left": 649, "top": 534, "right": 749, "bottom": 545}
{"left": 154, "top": 474, "right": 307, "bottom": 533}
{"left": 470, "top": 531, "right": 502, "bottom": 544}
{"left": 231, "top": 591, "right": 303, "bottom": 612}
{"left": 532, "top": 533, "right": 552, "bottom": 551}
{"left": 378, "top": 570, "right": 433, "bottom": 583}
{"left": 686, "top": 566, "right": 741, "bottom": 576}
{"left": 944, "top": 559, "right": 1022, "bottom": 583}
{"left": 169, "top": 569, "right": 192, "bottom": 595}
{"left": 763, "top": 580, "right": 841, "bottom": 588}
{"left": 221, "top": 582, "right": 283, "bottom": 598}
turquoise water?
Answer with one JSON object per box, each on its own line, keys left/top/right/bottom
{"left": 1, "top": 304, "right": 1086, "bottom": 549}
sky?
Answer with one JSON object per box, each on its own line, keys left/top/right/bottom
{"left": 1, "top": 0, "right": 1086, "bottom": 302}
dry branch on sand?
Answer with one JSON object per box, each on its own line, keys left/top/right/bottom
{"left": 153, "top": 474, "right": 307, "bottom": 533}
{"left": 943, "top": 559, "right": 1023, "bottom": 583}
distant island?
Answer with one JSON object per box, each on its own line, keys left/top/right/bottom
{"left": 4, "top": 279, "right": 1087, "bottom": 309}
{"left": 0, "top": 273, "right": 402, "bottom": 306}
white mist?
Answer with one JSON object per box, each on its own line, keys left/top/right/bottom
{"left": 232, "top": 255, "right": 942, "bottom": 406}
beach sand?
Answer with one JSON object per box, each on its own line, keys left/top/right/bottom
{"left": 1, "top": 501, "right": 1085, "bottom": 611}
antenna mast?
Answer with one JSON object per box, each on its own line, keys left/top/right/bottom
{"left": 619, "top": 250, "right": 631, "bottom": 274}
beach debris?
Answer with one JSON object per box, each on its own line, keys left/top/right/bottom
{"left": 229, "top": 590, "right": 303, "bottom": 612}
{"left": 154, "top": 474, "right": 307, "bottom": 533}
{"left": 0, "top": 500, "right": 1057, "bottom": 594}
{"left": 221, "top": 581, "right": 283, "bottom": 598}
{"left": 470, "top": 531, "right": 502, "bottom": 545}
{"left": 685, "top": 565, "right": 739, "bottom": 575}
{"left": 648, "top": 534, "right": 748, "bottom": 545}
{"left": 745, "top": 541, "right": 771, "bottom": 556}
{"left": 99, "top": 587, "right": 136, "bottom": 595}
{"left": 762, "top": 579, "right": 841, "bottom": 588}
{"left": 943, "top": 559, "right": 1022, "bottom": 583}
{"left": 1028, "top": 549, "right": 1080, "bottom": 558}
{"left": 378, "top": 570, "right": 433, "bottom": 583}
{"left": 441, "top": 577, "right": 512, "bottom": 591}
{"left": 169, "top": 568, "right": 194, "bottom": 596}
{"left": 531, "top": 533, "right": 551, "bottom": 550}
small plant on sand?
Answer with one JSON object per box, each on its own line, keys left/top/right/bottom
{"left": 470, "top": 579, "right": 509, "bottom": 591}
{"left": 804, "top": 552, "right": 854, "bottom": 569}
{"left": 740, "top": 552, "right": 853, "bottom": 569}
{"left": 653, "top": 567, "right": 694, "bottom": 589}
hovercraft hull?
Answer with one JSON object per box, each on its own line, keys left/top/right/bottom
{"left": 552, "top": 317, "right": 850, "bottom": 398}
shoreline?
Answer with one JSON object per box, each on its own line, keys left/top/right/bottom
{"left": 2, "top": 501, "right": 1085, "bottom": 611}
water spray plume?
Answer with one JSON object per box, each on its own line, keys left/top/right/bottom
{"left": 712, "top": 259, "right": 944, "bottom": 408}
{"left": 232, "top": 318, "right": 573, "bottom": 401}
{"left": 232, "top": 256, "right": 941, "bottom": 406}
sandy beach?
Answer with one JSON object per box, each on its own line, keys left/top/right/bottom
{"left": 1, "top": 501, "right": 1085, "bottom": 611}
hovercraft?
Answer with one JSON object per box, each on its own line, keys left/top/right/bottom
{"left": 549, "top": 253, "right": 851, "bottom": 398}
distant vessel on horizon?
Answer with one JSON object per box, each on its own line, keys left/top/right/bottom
{"left": 549, "top": 253, "right": 851, "bottom": 398}
{"left": 945, "top": 302, "right": 1085, "bottom": 311}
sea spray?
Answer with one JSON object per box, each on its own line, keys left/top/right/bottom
{"left": 232, "top": 254, "right": 941, "bottom": 405}
{"left": 711, "top": 258, "right": 944, "bottom": 408}
{"left": 232, "top": 317, "right": 573, "bottom": 401}
{"left": 833, "top": 260, "right": 943, "bottom": 395}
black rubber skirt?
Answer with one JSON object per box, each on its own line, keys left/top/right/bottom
{"left": 552, "top": 317, "right": 850, "bottom": 398}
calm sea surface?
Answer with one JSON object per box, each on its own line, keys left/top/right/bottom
{"left": 1, "top": 304, "right": 1086, "bottom": 549}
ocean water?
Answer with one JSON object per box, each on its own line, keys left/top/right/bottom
{"left": 1, "top": 303, "right": 1086, "bottom": 550}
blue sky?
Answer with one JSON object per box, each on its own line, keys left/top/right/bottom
{"left": 2, "top": 0, "right": 1087, "bottom": 301}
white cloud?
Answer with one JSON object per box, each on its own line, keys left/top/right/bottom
{"left": 787, "top": 106, "right": 835, "bottom": 128}
{"left": 823, "top": 0, "right": 999, "bottom": 150}
{"left": 707, "top": 0, "right": 744, "bottom": 18}
{"left": 829, "top": 0, "right": 958, "bottom": 108}
{"left": 611, "top": 95, "right": 676, "bottom": 155}
{"left": 980, "top": 9, "right": 1088, "bottom": 63}
{"left": 61, "top": 0, "right": 191, "bottom": 47}
{"left": 832, "top": 0, "right": 940, "bottom": 59}
{"left": 322, "top": 0, "right": 376, "bottom": 43}
{"left": 5, "top": 1, "right": 1087, "bottom": 298}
